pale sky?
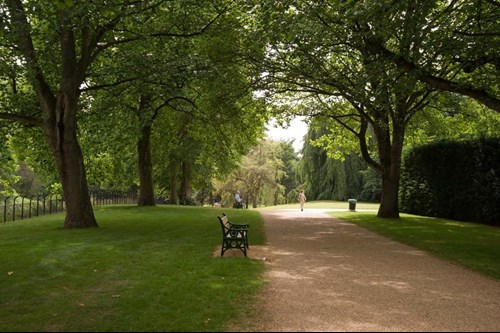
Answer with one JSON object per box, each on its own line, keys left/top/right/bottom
{"left": 265, "top": 116, "right": 308, "bottom": 152}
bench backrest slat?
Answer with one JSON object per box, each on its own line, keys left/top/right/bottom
{"left": 220, "top": 215, "right": 230, "bottom": 228}
{"left": 218, "top": 215, "right": 231, "bottom": 233}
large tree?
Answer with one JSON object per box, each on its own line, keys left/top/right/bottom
{"left": 0, "top": 0, "right": 224, "bottom": 228}
{"left": 255, "top": 1, "right": 440, "bottom": 218}
{"left": 85, "top": 26, "right": 196, "bottom": 206}
{"left": 78, "top": 2, "right": 268, "bottom": 207}
{"left": 301, "top": 124, "right": 366, "bottom": 202}
{"left": 226, "top": 139, "right": 285, "bottom": 208}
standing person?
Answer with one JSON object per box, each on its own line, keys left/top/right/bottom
{"left": 298, "top": 190, "right": 307, "bottom": 211}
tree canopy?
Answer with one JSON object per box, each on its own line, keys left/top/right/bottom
{"left": 0, "top": 0, "right": 268, "bottom": 227}
{"left": 1, "top": 0, "right": 498, "bottom": 225}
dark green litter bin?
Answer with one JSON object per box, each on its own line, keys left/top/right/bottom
{"left": 348, "top": 199, "right": 357, "bottom": 211}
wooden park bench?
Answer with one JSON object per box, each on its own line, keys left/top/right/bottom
{"left": 217, "top": 213, "right": 249, "bottom": 257}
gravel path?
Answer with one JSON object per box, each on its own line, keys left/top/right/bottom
{"left": 242, "top": 209, "right": 500, "bottom": 332}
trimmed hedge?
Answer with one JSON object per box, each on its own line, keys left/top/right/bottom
{"left": 400, "top": 138, "right": 500, "bottom": 226}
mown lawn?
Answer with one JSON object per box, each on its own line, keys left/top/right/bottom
{"left": 3, "top": 201, "right": 499, "bottom": 332}
{"left": 0, "top": 205, "right": 266, "bottom": 332}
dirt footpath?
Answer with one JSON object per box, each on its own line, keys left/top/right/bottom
{"left": 243, "top": 209, "right": 500, "bottom": 332}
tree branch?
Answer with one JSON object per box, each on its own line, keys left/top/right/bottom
{"left": 366, "top": 40, "right": 500, "bottom": 113}
{"left": 5, "top": 0, "right": 56, "bottom": 110}
{"left": 0, "top": 112, "right": 42, "bottom": 127}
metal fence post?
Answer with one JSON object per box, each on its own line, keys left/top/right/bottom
{"left": 21, "top": 197, "right": 25, "bottom": 220}
{"left": 12, "top": 196, "right": 19, "bottom": 221}
{"left": 3, "top": 197, "right": 9, "bottom": 223}
{"left": 42, "top": 195, "right": 47, "bottom": 215}
{"left": 36, "top": 195, "right": 41, "bottom": 216}
{"left": 49, "top": 194, "right": 54, "bottom": 214}
{"left": 29, "top": 196, "right": 35, "bottom": 218}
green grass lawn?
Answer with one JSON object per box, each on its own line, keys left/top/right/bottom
{"left": 0, "top": 205, "right": 266, "bottom": 332}
{"left": 2, "top": 202, "right": 499, "bottom": 331}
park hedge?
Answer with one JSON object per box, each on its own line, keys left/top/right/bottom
{"left": 400, "top": 138, "right": 500, "bottom": 226}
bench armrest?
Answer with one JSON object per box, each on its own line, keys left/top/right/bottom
{"left": 225, "top": 228, "right": 248, "bottom": 238}
{"left": 228, "top": 221, "right": 249, "bottom": 229}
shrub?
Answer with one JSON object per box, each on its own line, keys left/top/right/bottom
{"left": 400, "top": 138, "right": 500, "bottom": 226}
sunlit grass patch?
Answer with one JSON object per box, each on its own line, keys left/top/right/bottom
{"left": 0, "top": 205, "right": 266, "bottom": 332}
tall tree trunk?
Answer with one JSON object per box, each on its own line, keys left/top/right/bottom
{"left": 169, "top": 161, "right": 178, "bottom": 205}
{"left": 7, "top": 0, "right": 97, "bottom": 228}
{"left": 179, "top": 160, "right": 191, "bottom": 205}
{"left": 44, "top": 93, "right": 97, "bottom": 228}
{"left": 377, "top": 166, "right": 401, "bottom": 218}
{"left": 376, "top": 124, "right": 404, "bottom": 219}
{"left": 137, "top": 124, "right": 155, "bottom": 206}
{"left": 250, "top": 178, "right": 261, "bottom": 208}
{"left": 250, "top": 193, "right": 258, "bottom": 209}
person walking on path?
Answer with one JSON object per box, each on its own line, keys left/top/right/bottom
{"left": 243, "top": 209, "right": 500, "bottom": 332}
{"left": 298, "top": 190, "right": 306, "bottom": 211}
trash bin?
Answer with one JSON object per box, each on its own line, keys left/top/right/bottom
{"left": 348, "top": 199, "right": 357, "bottom": 211}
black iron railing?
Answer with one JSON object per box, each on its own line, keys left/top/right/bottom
{"left": 1, "top": 190, "right": 138, "bottom": 223}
